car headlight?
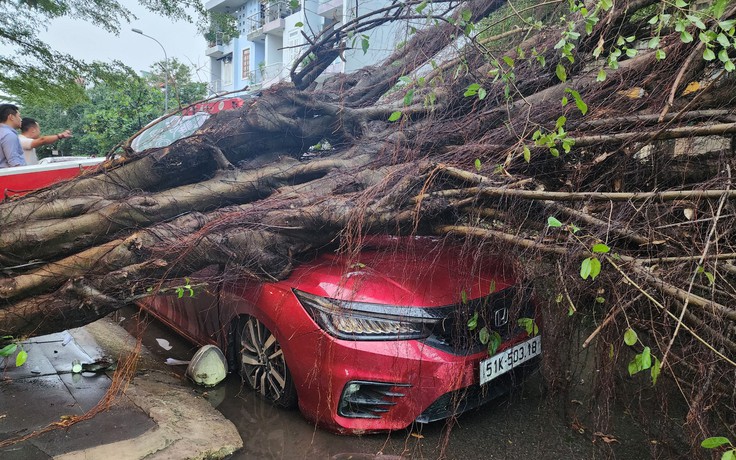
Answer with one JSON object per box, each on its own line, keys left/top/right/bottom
{"left": 293, "top": 289, "right": 436, "bottom": 341}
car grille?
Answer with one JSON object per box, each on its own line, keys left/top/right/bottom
{"left": 338, "top": 381, "right": 411, "bottom": 419}
{"left": 424, "top": 286, "right": 533, "bottom": 355}
{"left": 415, "top": 358, "right": 539, "bottom": 424}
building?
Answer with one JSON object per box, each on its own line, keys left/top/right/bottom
{"left": 204, "top": 0, "right": 405, "bottom": 93}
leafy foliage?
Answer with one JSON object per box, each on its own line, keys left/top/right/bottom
{"left": 0, "top": 0, "right": 204, "bottom": 104}
{"left": 20, "top": 62, "right": 206, "bottom": 157}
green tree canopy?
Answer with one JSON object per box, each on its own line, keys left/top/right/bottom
{"left": 21, "top": 61, "right": 207, "bottom": 157}
{"left": 0, "top": 0, "right": 203, "bottom": 105}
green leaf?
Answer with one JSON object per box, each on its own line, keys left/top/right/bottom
{"left": 717, "top": 33, "right": 731, "bottom": 48}
{"left": 648, "top": 15, "right": 659, "bottom": 25}
{"left": 502, "top": 56, "right": 515, "bottom": 68}
{"left": 488, "top": 330, "right": 502, "bottom": 355}
{"left": 624, "top": 328, "right": 638, "bottom": 346}
{"left": 478, "top": 326, "right": 490, "bottom": 344}
{"left": 474, "top": 158, "right": 482, "bottom": 171}
{"left": 477, "top": 87, "right": 487, "bottom": 100}
{"left": 640, "top": 346, "right": 652, "bottom": 369}
{"left": 592, "top": 243, "right": 610, "bottom": 254}
{"left": 596, "top": 69, "right": 607, "bottom": 82}
{"left": 723, "top": 450, "right": 736, "bottom": 460}
{"left": 467, "top": 310, "right": 478, "bottom": 330}
{"left": 701, "top": 437, "right": 731, "bottom": 449}
{"left": 719, "top": 49, "right": 730, "bottom": 63}
{"left": 573, "top": 94, "right": 588, "bottom": 115}
{"left": 361, "top": 37, "right": 370, "bottom": 54}
{"left": 518, "top": 318, "right": 539, "bottom": 336}
{"left": 655, "top": 49, "right": 666, "bottom": 61}
{"left": 595, "top": 296, "right": 605, "bottom": 303}
{"left": 388, "top": 111, "right": 402, "bottom": 122}
{"left": 547, "top": 216, "right": 563, "bottom": 227}
{"left": 628, "top": 357, "right": 640, "bottom": 375}
{"left": 555, "top": 64, "right": 567, "bottom": 82}
{"left": 294, "top": 21, "right": 303, "bottom": 27}
{"left": 600, "top": 0, "right": 612, "bottom": 10}
{"left": 561, "top": 96, "right": 569, "bottom": 106}
{"left": 589, "top": 257, "right": 602, "bottom": 279}
{"left": 16, "top": 349, "right": 27, "bottom": 367}
{"left": 651, "top": 356, "right": 661, "bottom": 385}
{"left": 625, "top": 48, "right": 637, "bottom": 58}
{"left": 415, "top": 0, "right": 427, "bottom": 14}
{"left": 680, "top": 30, "right": 694, "bottom": 44}
{"left": 725, "top": 60, "right": 736, "bottom": 73}
{"left": 0, "top": 343, "right": 18, "bottom": 357}
{"left": 674, "top": 0, "right": 687, "bottom": 7}
{"left": 555, "top": 116, "right": 567, "bottom": 130}
{"left": 490, "top": 280, "right": 496, "bottom": 293}
{"left": 648, "top": 36, "right": 660, "bottom": 49}
{"left": 686, "top": 14, "right": 706, "bottom": 30}
{"left": 568, "top": 304, "right": 575, "bottom": 316}
{"left": 718, "top": 20, "right": 736, "bottom": 31}
{"left": 569, "top": 223, "right": 580, "bottom": 233}
{"left": 703, "top": 48, "right": 716, "bottom": 61}
{"left": 713, "top": 0, "right": 727, "bottom": 18}
{"left": 398, "top": 75, "right": 412, "bottom": 84}
{"left": 403, "top": 89, "right": 414, "bottom": 106}
{"left": 461, "top": 9, "right": 472, "bottom": 22}
{"left": 580, "top": 258, "right": 592, "bottom": 279}
{"left": 464, "top": 83, "right": 480, "bottom": 97}
{"left": 523, "top": 146, "right": 531, "bottom": 163}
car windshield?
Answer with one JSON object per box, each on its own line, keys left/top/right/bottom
{"left": 130, "top": 113, "right": 211, "bottom": 153}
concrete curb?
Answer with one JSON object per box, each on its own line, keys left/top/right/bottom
{"left": 56, "top": 319, "right": 243, "bottom": 460}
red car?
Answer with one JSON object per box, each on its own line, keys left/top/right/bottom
{"left": 140, "top": 236, "right": 541, "bottom": 434}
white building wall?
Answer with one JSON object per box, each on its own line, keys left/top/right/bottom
{"left": 207, "top": 0, "right": 407, "bottom": 92}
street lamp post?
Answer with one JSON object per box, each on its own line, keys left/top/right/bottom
{"left": 132, "top": 28, "right": 169, "bottom": 114}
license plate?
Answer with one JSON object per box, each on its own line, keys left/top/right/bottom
{"left": 479, "top": 335, "right": 541, "bottom": 385}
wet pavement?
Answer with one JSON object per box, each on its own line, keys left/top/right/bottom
{"left": 124, "top": 306, "right": 683, "bottom": 460}
{"left": 0, "top": 330, "right": 154, "bottom": 459}
{"left": 0, "top": 320, "right": 241, "bottom": 459}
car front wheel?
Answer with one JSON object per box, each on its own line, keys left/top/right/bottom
{"left": 236, "top": 315, "right": 297, "bottom": 408}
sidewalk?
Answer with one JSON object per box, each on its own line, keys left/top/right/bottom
{"left": 0, "top": 318, "right": 242, "bottom": 459}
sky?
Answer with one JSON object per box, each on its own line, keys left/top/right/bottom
{"left": 37, "top": 0, "right": 210, "bottom": 83}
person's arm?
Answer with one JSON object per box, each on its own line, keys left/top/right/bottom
{"left": 29, "top": 129, "right": 72, "bottom": 148}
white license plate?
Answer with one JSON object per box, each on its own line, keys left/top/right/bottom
{"left": 479, "top": 335, "right": 542, "bottom": 385}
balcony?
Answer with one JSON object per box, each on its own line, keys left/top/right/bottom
{"left": 205, "top": 34, "right": 232, "bottom": 58}
{"left": 246, "top": 1, "right": 299, "bottom": 40}
{"left": 318, "top": 0, "right": 342, "bottom": 19}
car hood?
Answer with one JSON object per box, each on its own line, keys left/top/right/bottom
{"left": 282, "top": 237, "right": 518, "bottom": 307}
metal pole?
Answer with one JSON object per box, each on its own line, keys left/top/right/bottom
{"left": 132, "top": 28, "right": 169, "bottom": 114}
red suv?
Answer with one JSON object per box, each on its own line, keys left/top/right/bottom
{"left": 140, "top": 236, "right": 541, "bottom": 434}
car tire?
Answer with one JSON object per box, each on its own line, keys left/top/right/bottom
{"left": 236, "top": 315, "right": 298, "bottom": 409}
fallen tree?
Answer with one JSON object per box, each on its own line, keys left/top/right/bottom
{"left": 2, "top": 0, "right": 736, "bottom": 454}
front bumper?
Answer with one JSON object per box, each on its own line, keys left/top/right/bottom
{"left": 284, "top": 327, "right": 538, "bottom": 434}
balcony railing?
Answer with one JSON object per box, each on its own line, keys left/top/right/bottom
{"left": 246, "top": 1, "right": 300, "bottom": 36}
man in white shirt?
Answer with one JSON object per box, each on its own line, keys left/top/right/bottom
{"left": 19, "top": 118, "right": 72, "bottom": 165}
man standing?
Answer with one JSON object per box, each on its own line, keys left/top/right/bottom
{"left": 0, "top": 104, "right": 25, "bottom": 168}
{"left": 19, "top": 118, "right": 72, "bottom": 165}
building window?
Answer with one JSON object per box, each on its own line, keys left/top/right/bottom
{"left": 242, "top": 48, "right": 251, "bottom": 80}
